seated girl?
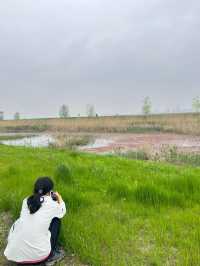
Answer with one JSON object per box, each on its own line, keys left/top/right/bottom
{"left": 4, "top": 176, "right": 66, "bottom": 265}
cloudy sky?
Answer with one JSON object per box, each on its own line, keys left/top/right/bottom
{"left": 0, "top": 0, "right": 199, "bottom": 118}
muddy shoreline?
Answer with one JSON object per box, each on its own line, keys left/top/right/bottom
{"left": 79, "top": 132, "right": 200, "bottom": 154}
{"left": 0, "top": 132, "right": 200, "bottom": 154}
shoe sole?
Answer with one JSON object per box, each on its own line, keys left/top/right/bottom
{"left": 45, "top": 254, "right": 65, "bottom": 266}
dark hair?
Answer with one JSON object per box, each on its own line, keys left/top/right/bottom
{"left": 27, "top": 177, "right": 54, "bottom": 214}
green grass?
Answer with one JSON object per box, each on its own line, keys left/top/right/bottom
{"left": 0, "top": 145, "right": 200, "bottom": 265}
{"left": 165, "top": 151, "right": 200, "bottom": 167}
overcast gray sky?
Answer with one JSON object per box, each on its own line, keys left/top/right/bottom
{"left": 0, "top": 0, "right": 200, "bottom": 118}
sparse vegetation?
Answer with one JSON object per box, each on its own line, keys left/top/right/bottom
{"left": 0, "top": 145, "right": 200, "bottom": 265}
{"left": 192, "top": 96, "right": 200, "bottom": 113}
{"left": 117, "top": 145, "right": 200, "bottom": 167}
{"left": 142, "top": 96, "right": 152, "bottom": 115}
{"left": 14, "top": 112, "right": 20, "bottom": 120}
{"left": 0, "top": 111, "right": 4, "bottom": 121}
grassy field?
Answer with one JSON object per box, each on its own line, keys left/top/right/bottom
{"left": 0, "top": 145, "right": 200, "bottom": 265}
{"left": 0, "top": 112, "right": 200, "bottom": 135}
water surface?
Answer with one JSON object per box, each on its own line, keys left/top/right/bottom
{"left": 0, "top": 134, "right": 55, "bottom": 147}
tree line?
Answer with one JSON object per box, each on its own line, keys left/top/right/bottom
{"left": 0, "top": 97, "right": 200, "bottom": 120}
{"left": 0, "top": 104, "right": 98, "bottom": 120}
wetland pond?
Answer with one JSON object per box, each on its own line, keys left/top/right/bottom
{"left": 0, "top": 132, "right": 200, "bottom": 154}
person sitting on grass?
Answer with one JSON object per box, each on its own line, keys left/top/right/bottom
{"left": 4, "top": 176, "right": 66, "bottom": 265}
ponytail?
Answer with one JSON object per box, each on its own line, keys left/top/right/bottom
{"left": 27, "top": 177, "right": 54, "bottom": 214}
{"left": 27, "top": 193, "right": 43, "bottom": 214}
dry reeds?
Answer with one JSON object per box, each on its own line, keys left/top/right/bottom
{"left": 0, "top": 113, "right": 199, "bottom": 135}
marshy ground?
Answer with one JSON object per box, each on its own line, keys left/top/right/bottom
{"left": 78, "top": 132, "right": 200, "bottom": 153}
{"left": 1, "top": 131, "right": 200, "bottom": 153}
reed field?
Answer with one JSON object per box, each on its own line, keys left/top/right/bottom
{"left": 0, "top": 145, "right": 200, "bottom": 265}
{"left": 0, "top": 113, "right": 200, "bottom": 135}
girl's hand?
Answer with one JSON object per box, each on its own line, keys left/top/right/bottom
{"left": 55, "top": 192, "right": 62, "bottom": 204}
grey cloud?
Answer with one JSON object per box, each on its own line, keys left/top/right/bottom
{"left": 0, "top": 0, "right": 200, "bottom": 118}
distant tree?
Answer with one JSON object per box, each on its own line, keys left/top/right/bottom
{"left": 0, "top": 111, "right": 4, "bottom": 120}
{"left": 59, "top": 105, "right": 69, "bottom": 118}
{"left": 14, "top": 112, "right": 20, "bottom": 120}
{"left": 142, "top": 97, "right": 152, "bottom": 115}
{"left": 86, "top": 104, "right": 95, "bottom": 117}
{"left": 192, "top": 96, "right": 200, "bottom": 113}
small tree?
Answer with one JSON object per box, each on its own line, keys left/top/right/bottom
{"left": 86, "top": 104, "right": 95, "bottom": 117}
{"left": 59, "top": 105, "right": 69, "bottom": 118}
{"left": 192, "top": 96, "right": 200, "bottom": 113}
{"left": 0, "top": 111, "right": 4, "bottom": 120}
{"left": 14, "top": 112, "right": 20, "bottom": 120}
{"left": 142, "top": 97, "right": 152, "bottom": 115}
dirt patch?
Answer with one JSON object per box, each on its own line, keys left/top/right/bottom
{"left": 0, "top": 213, "right": 13, "bottom": 266}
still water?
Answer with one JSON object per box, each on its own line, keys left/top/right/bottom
{"left": 1, "top": 134, "right": 55, "bottom": 147}
{"left": 0, "top": 134, "right": 112, "bottom": 150}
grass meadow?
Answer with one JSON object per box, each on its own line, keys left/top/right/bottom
{"left": 0, "top": 145, "right": 200, "bottom": 265}
{"left": 0, "top": 112, "right": 200, "bottom": 135}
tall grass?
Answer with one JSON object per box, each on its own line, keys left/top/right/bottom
{"left": 54, "top": 164, "right": 73, "bottom": 184}
{"left": 0, "top": 145, "right": 200, "bottom": 265}
{"left": 117, "top": 146, "right": 200, "bottom": 167}
{"left": 0, "top": 112, "right": 199, "bottom": 134}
